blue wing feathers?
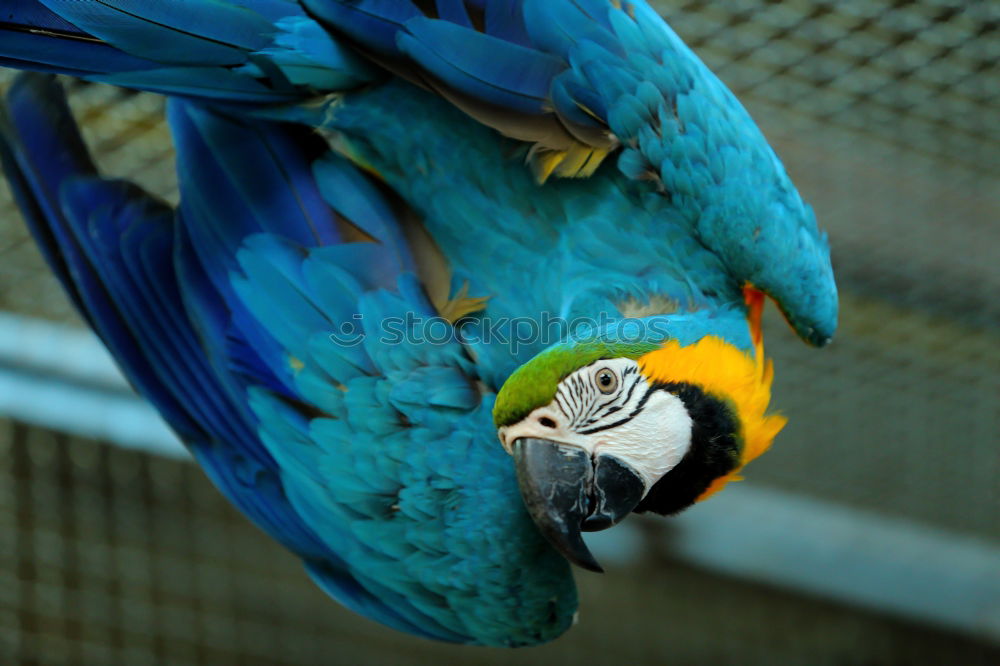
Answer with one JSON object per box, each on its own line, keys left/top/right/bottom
{"left": 1, "top": 0, "right": 374, "bottom": 100}
{"left": 432, "top": 0, "right": 476, "bottom": 28}
{"left": 170, "top": 101, "right": 341, "bottom": 249}
{"left": 0, "top": 32, "right": 164, "bottom": 77}
{"left": 39, "top": 0, "right": 277, "bottom": 65}
{"left": 0, "top": 73, "right": 489, "bottom": 642}
{"left": 249, "top": 15, "right": 377, "bottom": 89}
{"left": 2, "top": 0, "right": 833, "bottom": 351}
{"left": 311, "top": 154, "right": 415, "bottom": 272}
{"left": 303, "top": 0, "right": 421, "bottom": 54}
{"left": 397, "top": 18, "right": 564, "bottom": 114}
{"left": 305, "top": 0, "right": 836, "bottom": 342}
{"left": 521, "top": 1, "right": 619, "bottom": 54}
{"left": 2, "top": 71, "right": 577, "bottom": 645}
{"left": 2, "top": 1, "right": 85, "bottom": 34}
{"left": 479, "top": 0, "right": 531, "bottom": 45}
{"left": 0, "top": 76, "right": 205, "bottom": 436}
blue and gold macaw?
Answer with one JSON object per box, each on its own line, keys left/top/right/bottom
{"left": 0, "top": 0, "right": 836, "bottom": 646}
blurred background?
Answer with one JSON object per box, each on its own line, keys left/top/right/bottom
{"left": 0, "top": 0, "right": 998, "bottom": 664}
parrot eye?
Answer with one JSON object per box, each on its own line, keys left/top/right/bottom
{"left": 594, "top": 367, "right": 618, "bottom": 394}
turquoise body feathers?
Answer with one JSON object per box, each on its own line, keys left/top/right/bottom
{"left": 317, "top": 79, "right": 750, "bottom": 386}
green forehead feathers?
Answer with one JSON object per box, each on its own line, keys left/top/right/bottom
{"left": 492, "top": 340, "right": 660, "bottom": 427}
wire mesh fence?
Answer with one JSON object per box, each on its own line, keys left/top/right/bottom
{"left": 0, "top": 0, "right": 998, "bottom": 663}
{"left": 667, "top": 0, "right": 999, "bottom": 175}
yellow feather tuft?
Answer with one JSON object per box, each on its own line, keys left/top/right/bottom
{"left": 637, "top": 324, "right": 785, "bottom": 501}
{"left": 531, "top": 149, "right": 564, "bottom": 184}
{"left": 529, "top": 143, "right": 613, "bottom": 183}
{"left": 435, "top": 281, "right": 490, "bottom": 324}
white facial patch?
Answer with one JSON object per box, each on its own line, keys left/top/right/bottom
{"left": 497, "top": 359, "right": 694, "bottom": 494}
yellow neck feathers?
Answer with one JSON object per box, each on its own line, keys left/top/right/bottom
{"left": 636, "top": 289, "right": 786, "bottom": 501}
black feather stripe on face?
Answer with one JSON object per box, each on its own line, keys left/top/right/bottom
{"left": 575, "top": 372, "right": 646, "bottom": 435}
{"left": 634, "top": 382, "right": 742, "bottom": 516}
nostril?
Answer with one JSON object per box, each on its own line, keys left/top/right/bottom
{"left": 538, "top": 416, "right": 557, "bottom": 429}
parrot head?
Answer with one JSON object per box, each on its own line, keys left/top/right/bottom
{"left": 493, "top": 328, "right": 785, "bottom": 572}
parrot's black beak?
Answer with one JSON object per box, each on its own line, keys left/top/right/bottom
{"left": 512, "top": 438, "right": 645, "bottom": 573}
